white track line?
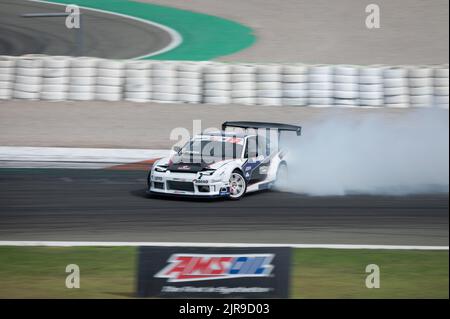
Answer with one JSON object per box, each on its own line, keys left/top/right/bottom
{"left": 28, "top": 0, "right": 183, "bottom": 59}
{"left": 0, "top": 241, "right": 447, "bottom": 250}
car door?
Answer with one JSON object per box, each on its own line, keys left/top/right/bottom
{"left": 243, "top": 136, "right": 270, "bottom": 184}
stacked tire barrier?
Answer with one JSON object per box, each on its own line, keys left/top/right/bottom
{"left": 359, "top": 66, "right": 384, "bottom": 107}
{"left": 0, "top": 57, "right": 15, "bottom": 100}
{"left": 0, "top": 55, "right": 448, "bottom": 109}
{"left": 96, "top": 59, "right": 124, "bottom": 101}
{"left": 124, "top": 60, "right": 152, "bottom": 102}
{"left": 152, "top": 62, "right": 178, "bottom": 103}
{"left": 434, "top": 65, "right": 449, "bottom": 109}
{"left": 256, "top": 64, "right": 282, "bottom": 106}
{"left": 333, "top": 65, "right": 359, "bottom": 107}
{"left": 69, "top": 57, "right": 96, "bottom": 101}
{"left": 308, "top": 65, "right": 333, "bottom": 107}
{"left": 408, "top": 66, "right": 433, "bottom": 108}
{"left": 203, "top": 63, "right": 231, "bottom": 105}
{"left": 177, "top": 62, "right": 203, "bottom": 104}
{"left": 282, "top": 64, "right": 308, "bottom": 107}
{"left": 13, "top": 55, "right": 44, "bottom": 100}
{"left": 41, "top": 56, "right": 70, "bottom": 101}
{"left": 231, "top": 64, "right": 256, "bottom": 105}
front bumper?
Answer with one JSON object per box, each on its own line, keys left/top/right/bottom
{"left": 148, "top": 170, "right": 230, "bottom": 197}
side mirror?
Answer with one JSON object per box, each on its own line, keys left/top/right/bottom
{"left": 173, "top": 146, "right": 181, "bottom": 154}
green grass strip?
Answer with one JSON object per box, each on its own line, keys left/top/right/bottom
{"left": 0, "top": 247, "right": 447, "bottom": 298}
{"left": 45, "top": 0, "right": 255, "bottom": 60}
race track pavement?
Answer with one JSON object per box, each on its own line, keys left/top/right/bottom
{"left": 0, "top": 168, "right": 447, "bottom": 245}
{"left": 0, "top": 0, "right": 172, "bottom": 58}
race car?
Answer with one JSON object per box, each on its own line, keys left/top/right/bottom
{"left": 147, "top": 121, "right": 301, "bottom": 200}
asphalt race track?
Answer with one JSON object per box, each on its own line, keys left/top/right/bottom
{"left": 0, "top": 168, "right": 447, "bottom": 246}
{"left": 0, "top": 0, "right": 173, "bottom": 58}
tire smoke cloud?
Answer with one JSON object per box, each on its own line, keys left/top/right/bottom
{"left": 284, "top": 109, "right": 449, "bottom": 195}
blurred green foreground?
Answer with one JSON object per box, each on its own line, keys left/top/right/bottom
{"left": 0, "top": 247, "right": 447, "bottom": 298}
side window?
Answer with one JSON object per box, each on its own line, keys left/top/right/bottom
{"left": 258, "top": 137, "right": 267, "bottom": 157}
{"left": 245, "top": 137, "right": 258, "bottom": 158}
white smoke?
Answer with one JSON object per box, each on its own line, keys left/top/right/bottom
{"left": 284, "top": 108, "right": 449, "bottom": 196}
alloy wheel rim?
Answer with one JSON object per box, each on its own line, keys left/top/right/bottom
{"left": 229, "top": 173, "right": 245, "bottom": 197}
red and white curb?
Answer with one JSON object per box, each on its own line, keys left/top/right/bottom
{"left": 0, "top": 146, "right": 171, "bottom": 169}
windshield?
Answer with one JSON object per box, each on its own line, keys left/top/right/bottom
{"left": 180, "top": 136, "right": 244, "bottom": 159}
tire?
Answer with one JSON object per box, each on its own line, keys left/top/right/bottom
{"left": 274, "top": 163, "right": 288, "bottom": 191}
{"left": 257, "top": 89, "right": 282, "bottom": 98}
{"left": 126, "top": 69, "right": 151, "bottom": 78}
{"left": 179, "top": 71, "right": 202, "bottom": 79}
{"left": 256, "top": 73, "right": 282, "bottom": 82}
{"left": 256, "top": 97, "right": 282, "bottom": 106}
{"left": 232, "top": 89, "right": 255, "bottom": 98}
{"left": 282, "top": 97, "right": 307, "bottom": 106}
{"left": 152, "top": 77, "right": 177, "bottom": 86}
{"left": 232, "top": 97, "right": 256, "bottom": 105}
{"left": 334, "top": 65, "right": 359, "bottom": 76}
{"left": 231, "top": 64, "right": 255, "bottom": 74}
{"left": 283, "top": 90, "right": 307, "bottom": 98}
{"left": 178, "top": 85, "right": 202, "bottom": 95}
{"left": 282, "top": 64, "right": 308, "bottom": 75}
{"left": 232, "top": 82, "right": 256, "bottom": 90}
{"left": 178, "top": 93, "right": 202, "bottom": 103}
{"left": 282, "top": 74, "right": 307, "bottom": 83}
{"left": 231, "top": 73, "right": 255, "bottom": 82}
{"left": 228, "top": 170, "right": 247, "bottom": 200}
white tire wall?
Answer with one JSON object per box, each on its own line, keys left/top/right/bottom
{"left": 333, "top": 65, "right": 359, "bottom": 107}
{"left": 41, "top": 56, "right": 71, "bottom": 101}
{"left": 256, "top": 64, "right": 282, "bottom": 106}
{"left": 282, "top": 64, "right": 308, "bottom": 106}
{"left": 68, "top": 57, "right": 99, "bottom": 101}
{"left": 0, "top": 56, "right": 448, "bottom": 109}
{"left": 308, "top": 65, "right": 333, "bottom": 107}
{"left": 383, "top": 66, "right": 410, "bottom": 108}
{"left": 124, "top": 60, "right": 152, "bottom": 102}
{"left": 95, "top": 59, "right": 124, "bottom": 101}
{"left": 433, "top": 65, "right": 449, "bottom": 109}
{"left": 0, "top": 56, "right": 15, "bottom": 100}
{"left": 203, "top": 63, "right": 231, "bottom": 104}
{"left": 231, "top": 64, "right": 256, "bottom": 105}
{"left": 12, "top": 56, "right": 44, "bottom": 100}
{"left": 407, "top": 66, "right": 434, "bottom": 108}
{"left": 177, "top": 62, "right": 203, "bottom": 104}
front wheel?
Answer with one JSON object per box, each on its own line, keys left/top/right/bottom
{"left": 228, "top": 170, "right": 247, "bottom": 200}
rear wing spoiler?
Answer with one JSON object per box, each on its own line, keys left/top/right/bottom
{"left": 222, "top": 121, "right": 302, "bottom": 136}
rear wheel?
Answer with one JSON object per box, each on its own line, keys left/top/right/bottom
{"left": 229, "top": 170, "right": 247, "bottom": 200}
{"left": 274, "top": 163, "right": 289, "bottom": 191}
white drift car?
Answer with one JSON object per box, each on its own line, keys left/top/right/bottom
{"left": 147, "top": 121, "right": 301, "bottom": 200}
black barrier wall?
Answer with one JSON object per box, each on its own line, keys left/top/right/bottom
{"left": 137, "top": 246, "right": 291, "bottom": 298}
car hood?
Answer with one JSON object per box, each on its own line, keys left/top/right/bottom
{"left": 157, "top": 154, "right": 237, "bottom": 172}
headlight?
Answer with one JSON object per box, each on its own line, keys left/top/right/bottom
{"left": 200, "top": 170, "right": 216, "bottom": 176}
{"left": 154, "top": 166, "right": 167, "bottom": 173}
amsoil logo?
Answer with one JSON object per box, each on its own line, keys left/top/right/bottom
{"left": 154, "top": 254, "right": 274, "bottom": 282}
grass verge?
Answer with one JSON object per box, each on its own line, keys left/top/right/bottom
{"left": 0, "top": 247, "right": 447, "bottom": 298}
